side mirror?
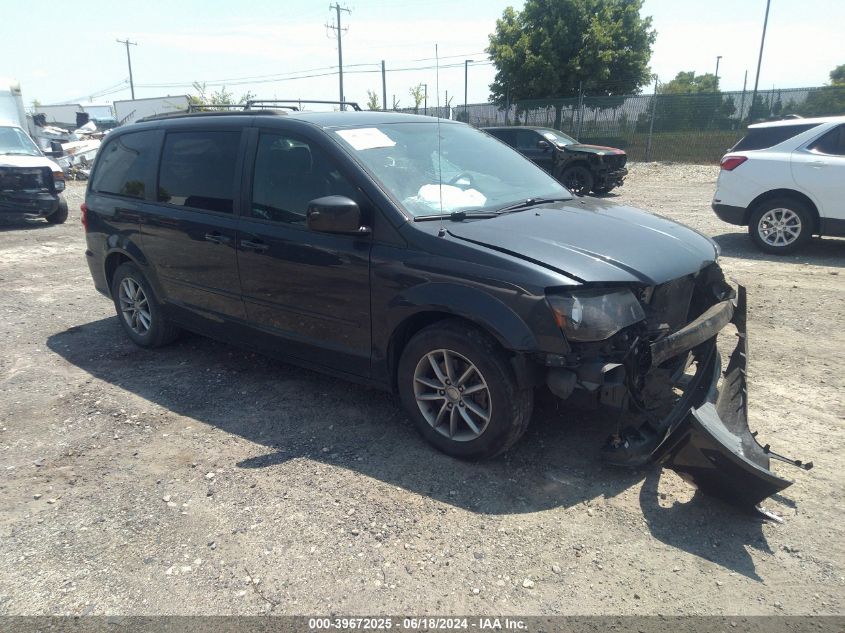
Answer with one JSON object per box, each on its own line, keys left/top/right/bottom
{"left": 306, "top": 196, "right": 371, "bottom": 235}
{"left": 45, "top": 150, "right": 65, "bottom": 158}
{"left": 537, "top": 140, "right": 550, "bottom": 150}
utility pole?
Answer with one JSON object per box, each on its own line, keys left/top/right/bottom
{"left": 423, "top": 83, "right": 428, "bottom": 116}
{"left": 116, "top": 38, "right": 137, "bottom": 99}
{"left": 381, "top": 60, "right": 387, "bottom": 111}
{"left": 464, "top": 59, "right": 474, "bottom": 123}
{"left": 749, "top": 0, "right": 771, "bottom": 122}
{"left": 327, "top": 4, "right": 350, "bottom": 110}
{"left": 715, "top": 55, "right": 722, "bottom": 87}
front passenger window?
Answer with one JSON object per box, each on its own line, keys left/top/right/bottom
{"left": 251, "top": 133, "right": 358, "bottom": 225}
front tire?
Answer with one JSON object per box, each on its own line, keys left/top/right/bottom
{"left": 111, "top": 262, "right": 180, "bottom": 348}
{"left": 748, "top": 198, "right": 812, "bottom": 254}
{"left": 560, "top": 165, "right": 594, "bottom": 196}
{"left": 397, "top": 319, "right": 533, "bottom": 460}
{"left": 45, "top": 198, "right": 68, "bottom": 224}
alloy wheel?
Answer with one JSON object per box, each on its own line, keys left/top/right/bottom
{"left": 118, "top": 277, "right": 152, "bottom": 335}
{"left": 413, "top": 349, "right": 492, "bottom": 441}
{"left": 758, "top": 208, "right": 802, "bottom": 247}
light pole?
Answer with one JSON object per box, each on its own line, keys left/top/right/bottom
{"left": 423, "top": 83, "right": 428, "bottom": 116}
{"left": 464, "top": 59, "right": 474, "bottom": 122}
{"left": 715, "top": 55, "right": 722, "bottom": 88}
{"left": 749, "top": 0, "right": 771, "bottom": 122}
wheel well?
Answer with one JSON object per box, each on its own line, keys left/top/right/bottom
{"left": 748, "top": 189, "right": 820, "bottom": 233}
{"left": 387, "top": 311, "right": 507, "bottom": 392}
{"left": 104, "top": 252, "right": 131, "bottom": 290}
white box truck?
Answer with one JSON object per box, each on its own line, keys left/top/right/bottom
{"left": 114, "top": 95, "right": 190, "bottom": 125}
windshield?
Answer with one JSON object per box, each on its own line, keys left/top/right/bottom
{"left": 333, "top": 122, "right": 570, "bottom": 217}
{"left": 0, "top": 126, "right": 42, "bottom": 157}
{"left": 540, "top": 129, "right": 577, "bottom": 146}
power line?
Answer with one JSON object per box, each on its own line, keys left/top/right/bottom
{"left": 135, "top": 61, "right": 494, "bottom": 90}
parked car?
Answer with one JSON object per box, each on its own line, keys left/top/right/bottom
{"left": 712, "top": 115, "right": 845, "bottom": 254}
{"left": 82, "top": 107, "right": 803, "bottom": 511}
{"left": 483, "top": 126, "right": 627, "bottom": 195}
{"left": 0, "top": 123, "right": 68, "bottom": 223}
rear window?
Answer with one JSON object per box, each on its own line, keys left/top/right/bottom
{"left": 731, "top": 123, "right": 820, "bottom": 152}
{"left": 92, "top": 130, "right": 159, "bottom": 199}
{"left": 157, "top": 131, "right": 241, "bottom": 213}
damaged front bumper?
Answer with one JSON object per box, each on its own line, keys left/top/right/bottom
{"left": 603, "top": 285, "right": 811, "bottom": 514}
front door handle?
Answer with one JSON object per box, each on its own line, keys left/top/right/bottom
{"left": 808, "top": 161, "right": 827, "bottom": 168}
{"left": 204, "top": 232, "right": 231, "bottom": 244}
{"left": 240, "top": 239, "right": 269, "bottom": 252}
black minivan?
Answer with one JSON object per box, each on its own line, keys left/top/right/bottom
{"left": 82, "top": 107, "right": 803, "bottom": 511}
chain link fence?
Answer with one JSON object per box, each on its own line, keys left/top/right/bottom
{"left": 397, "top": 85, "right": 845, "bottom": 164}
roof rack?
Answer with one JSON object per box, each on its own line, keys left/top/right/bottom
{"left": 137, "top": 98, "right": 363, "bottom": 123}
{"left": 245, "top": 99, "right": 362, "bottom": 111}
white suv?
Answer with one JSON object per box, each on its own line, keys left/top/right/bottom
{"left": 712, "top": 115, "right": 845, "bottom": 254}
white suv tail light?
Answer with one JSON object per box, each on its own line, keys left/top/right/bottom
{"left": 720, "top": 155, "right": 748, "bottom": 171}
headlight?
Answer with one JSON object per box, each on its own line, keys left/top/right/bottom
{"left": 547, "top": 288, "right": 645, "bottom": 342}
{"left": 52, "top": 171, "right": 65, "bottom": 192}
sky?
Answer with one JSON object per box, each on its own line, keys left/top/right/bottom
{"left": 2, "top": 0, "right": 843, "bottom": 108}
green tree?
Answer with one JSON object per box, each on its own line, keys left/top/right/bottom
{"left": 487, "top": 0, "right": 655, "bottom": 129}
{"left": 790, "top": 64, "right": 845, "bottom": 117}
{"left": 409, "top": 84, "right": 425, "bottom": 114}
{"left": 188, "top": 82, "right": 254, "bottom": 111}
{"left": 648, "top": 71, "right": 736, "bottom": 131}
{"left": 366, "top": 89, "right": 381, "bottom": 111}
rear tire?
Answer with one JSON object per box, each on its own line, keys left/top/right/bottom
{"left": 748, "top": 198, "right": 812, "bottom": 254}
{"left": 111, "top": 262, "right": 180, "bottom": 348}
{"left": 397, "top": 319, "right": 533, "bottom": 460}
{"left": 560, "top": 165, "right": 594, "bottom": 196}
{"left": 45, "top": 198, "right": 68, "bottom": 224}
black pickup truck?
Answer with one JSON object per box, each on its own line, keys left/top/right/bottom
{"left": 484, "top": 126, "right": 627, "bottom": 196}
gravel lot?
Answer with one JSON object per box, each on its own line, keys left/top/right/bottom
{"left": 1, "top": 163, "right": 843, "bottom": 616}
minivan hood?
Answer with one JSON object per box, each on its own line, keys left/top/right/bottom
{"left": 446, "top": 199, "right": 717, "bottom": 285}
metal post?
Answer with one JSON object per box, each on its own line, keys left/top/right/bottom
{"left": 464, "top": 59, "right": 473, "bottom": 122}
{"left": 749, "top": 0, "right": 771, "bottom": 122}
{"left": 576, "top": 82, "right": 584, "bottom": 138}
{"left": 715, "top": 56, "right": 722, "bottom": 87}
{"left": 736, "top": 70, "right": 748, "bottom": 139}
{"left": 423, "top": 83, "right": 428, "bottom": 116}
{"left": 381, "top": 60, "right": 387, "bottom": 111}
{"left": 116, "top": 39, "right": 137, "bottom": 99}
{"left": 645, "top": 75, "right": 659, "bottom": 162}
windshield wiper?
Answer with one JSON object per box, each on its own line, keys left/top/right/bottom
{"left": 2, "top": 151, "right": 40, "bottom": 156}
{"left": 495, "top": 197, "right": 570, "bottom": 214}
{"left": 414, "top": 210, "right": 499, "bottom": 222}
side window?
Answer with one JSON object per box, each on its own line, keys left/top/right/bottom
{"left": 808, "top": 125, "right": 845, "bottom": 156}
{"left": 251, "top": 132, "right": 358, "bottom": 225}
{"left": 157, "top": 131, "right": 240, "bottom": 213}
{"left": 490, "top": 129, "right": 514, "bottom": 145}
{"left": 92, "top": 131, "right": 158, "bottom": 199}
{"left": 515, "top": 130, "right": 540, "bottom": 150}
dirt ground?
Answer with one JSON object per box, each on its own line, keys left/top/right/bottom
{"left": 1, "top": 163, "right": 843, "bottom": 616}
